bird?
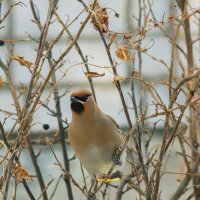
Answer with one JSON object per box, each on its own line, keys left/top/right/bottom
{"left": 68, "top": 89, "right": 126, "bottom": 181}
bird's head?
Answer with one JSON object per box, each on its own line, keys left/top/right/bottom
{"left": 70, "top": 90, "right": 95, "bottom": 114}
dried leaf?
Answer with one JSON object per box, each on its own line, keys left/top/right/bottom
{"left": 12, "top": 55, "right": 33, "bottom": 67}
{"left": 85, "top": 71, "right": 105, "bottom": 79}
{"left": 0, "top": 76, "right": 3, "bottom": 87}
{"left": 13, "top": 163, "right": 32, "bottom": 181}
{"left": 90, "top": 2, "right": 109, "bottom": 33}
{"left": 115, "top": 46, "right": 133, "bottom": 61}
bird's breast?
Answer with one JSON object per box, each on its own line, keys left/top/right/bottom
{"left": 80, "top": 143, "right": 113, "bottom": 176}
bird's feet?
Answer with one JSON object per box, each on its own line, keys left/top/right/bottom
{"left": 112, "top": 146, "right": 122, "bottom": 165}
{"left": 87, "top": 192, "right": 96, "bottom": 200}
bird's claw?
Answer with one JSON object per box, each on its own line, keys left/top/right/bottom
{"left": 112, "top": 146, "right": 122, "bottom": 165}
{"left": 87, "top": 192, "right": 96, "bottom": 200}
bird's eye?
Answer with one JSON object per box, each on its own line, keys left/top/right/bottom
{"left": 74, "top": 95, "right": 90, "bottom": 102}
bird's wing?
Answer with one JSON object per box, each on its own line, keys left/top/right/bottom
{"left": 105, "top": 114, "right": 120, "bottom": 129}
{"left": 105, "top": 114, "right": 126, "bottom": 139}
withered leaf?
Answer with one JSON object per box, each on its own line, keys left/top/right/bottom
{"left": 13, "top": 163, "right": 32, "bottom": 181}
{"left": 12, "top": 55, "right": 33, "bottom": 67}
{"left": 90, "top": 2, "right": 109, "bottom": 33}
{"left": 85, "top": 71, "right": 105, "bottom": 79}
{"left": 115, "top": 46, "right": 133, "bottom": 61}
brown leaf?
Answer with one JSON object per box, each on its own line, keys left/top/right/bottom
{"left": 12, "top": 55, "right": 33, "bottom": 67}
{"left": 13, "top": 163, "right": 32, "bottom": 181}
{"left": 90, "top": 2, "right": 109, "bottom": 33}
{"left": 115, "top": 46, "right": 133, "bottom": 61}
{"left": 0, "top": 76, "right": 3, "bottom": 87}
{"left": 85, "top": 71, "right": 105, "bottom": 79}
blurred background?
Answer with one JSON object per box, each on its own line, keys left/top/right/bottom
{"left": 0, "top": 0, "right": 200, "bottom": 199}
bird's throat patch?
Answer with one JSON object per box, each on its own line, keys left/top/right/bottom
{"left": 71, "top": 101, "right": 84, "bottom": 114}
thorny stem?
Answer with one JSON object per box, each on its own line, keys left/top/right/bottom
{"left": 168, "top": 22, "right": 182, "bottom": 100}
{"left": 1, "top": 0, "right": 200, "bottom": 200}
{"left": 15, "top": 2, "right": 57, "bottom": 200}
{"left": 54, "top": 12, "right": 97, "bottom": 102}
{"left": 1, "top": 1, "right": 89, "bottom": 200}
{"left": 29, "top": 2, "right": 74, "bottom": 197}
{"left": 26, "top": 3, "right": 90, "bottom": 199}
{"left": 0, "top": 122, "right": 36, "bottom": 200}
{"left": 176, "top": 1, "right": 199, "bottom": 198}
{"left": 50, "top": 57, "right": 74, "bottom": 200}
{"left": 77, "top": 0, "right": 132, "bottom": 128}
{"left": 0, "top": 45, "right": 36, "bottom": 200}
{"left": 137, "top": 1, "right": 151, "bottom": 199}
{"left": 21, "top": 1, "right": 55, "bottom": 120}
{"left": 170, "top": 159, "right": 200, "bottom": 200}
{"left": 153, "top": 76, "right": 200, "bottom": 199}
{"left": 25, "top": 137, "right": 48, "bottom": 200}
{"left": 0, "top": 59, "right": 21, "bottom": 115}
{"left": 48, "top": 142, "right": 87, "bottom": 196}
{"left": 97, "top": 28, "right": 132, "bottom": 129}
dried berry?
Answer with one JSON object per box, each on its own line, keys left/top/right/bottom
{"left": 0, "top": 40, "right": 5, "bottom": 46}
{"left": 43, "top": 124, "right": 50, "bottom": 130}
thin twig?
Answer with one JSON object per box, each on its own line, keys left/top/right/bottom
{"left": 97, "top": 28, "right": 132, "bottom": 129}
{"left": 49, "top": 175, "right": 62, "bottom": 200}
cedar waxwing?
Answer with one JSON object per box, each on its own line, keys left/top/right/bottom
{"left": 68, "top": 89, "right": 126, "bottom": 180}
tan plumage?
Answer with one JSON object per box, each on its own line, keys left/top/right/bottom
{"left": 68, "top": 89, "right": 125, "bottom": 178}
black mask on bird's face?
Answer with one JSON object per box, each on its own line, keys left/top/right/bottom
{"left": 70, "top": 95, "right": 91, "bottom": 114}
